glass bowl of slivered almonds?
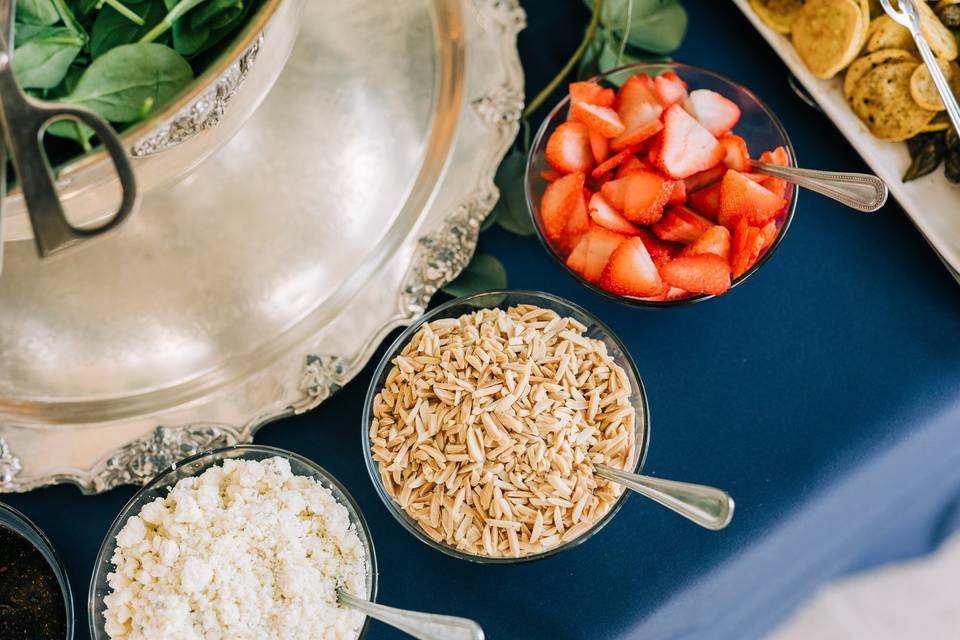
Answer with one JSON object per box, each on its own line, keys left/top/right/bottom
{"left": 526, "top": 62, "right": 798, "bottom": 307}
{"left": 363, "top": 290, "right": 650, "bottom": 563}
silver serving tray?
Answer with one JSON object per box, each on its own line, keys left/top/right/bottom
{"left": 0, "top": 0, "right": 525, "bottom": 493}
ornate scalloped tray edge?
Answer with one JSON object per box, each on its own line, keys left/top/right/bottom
{"left": 0, "top": 0, "right": 525, "bottom": 494}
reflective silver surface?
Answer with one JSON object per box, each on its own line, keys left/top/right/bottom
{"left": 594, "top": 465, "right": 734, "bottom": 531}
{"left": 0, "top": 0, "right": 525, "bottom": 493}
{"left": 2, "top": 0, "right": 296, "bottom": 241}
{"left": 750, "top": 161, "right": 888, "bottom": 212}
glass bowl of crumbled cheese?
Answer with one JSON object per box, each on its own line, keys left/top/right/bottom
{"left": 89, "top": 445, "right": 377, "bottom": 640}
{"left": 363, "top": 290, "right": 651, "bottom": 564}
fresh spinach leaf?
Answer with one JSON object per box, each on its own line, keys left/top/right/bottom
{"left": 12, "top": 26, "right": 83, "bottom": 89}
{"left": 190, "top": 0, "right": 242, "bottom": 29}
{"left": 49, "top": 0, "right": 89, "bottom": 42}
{"left": 15, "top": 0, "right": 60, "bottom": 25}
{"left": 140, "top": 0, "right": 208, "bottom": 43}
{"left": 62, "top": 42, "right": 193, "bottom": 122}
{"left": 192, "top": 0, "right": 251, "bottom": 55}
{"left": 90, "top": 1, "right": 165, "bottom": 58}
{"left": 71, "top": 0, "right": 102, "bottom": 20}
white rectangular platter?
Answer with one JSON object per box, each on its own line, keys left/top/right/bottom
{"left": 732, "top": 0, "right": 960, "bottom": 280}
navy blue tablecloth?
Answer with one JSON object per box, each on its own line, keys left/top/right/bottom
{"left": 5, "top": 2, "right": 960, "bottom": 638}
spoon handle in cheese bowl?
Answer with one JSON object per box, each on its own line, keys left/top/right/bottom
{"left": 595, "top": 465, "right": 735, "bottom": 531}
{"left": 337, "top": 589, "right": 485, "bottom": 640}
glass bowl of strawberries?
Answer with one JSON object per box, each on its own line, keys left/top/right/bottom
{"left": 525, "top": 62, "right": 797, "bottom": 307}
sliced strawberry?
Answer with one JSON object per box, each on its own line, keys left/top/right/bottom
{"left": 583, "top": 225, "right": 626, "bottom": 283}
{"left": 758, "top": 146, "right": 791, "bottom": 199}
{"left": 760, "top": 146, "right": 789, "bottom": 166}
{"left": 687, "top": 182, "right": 722, "bottom": 221}
{"left": 646, "top": 138, "right": 662, "bottom": 168}
{"left": 566, "top": 235, "right": 590, "bottom": 272}
{"left": 611, "top": 119, "right": 663, "bottom": 153}
{"left": 684, "top": 89, "right": 741, "bottom": 137}
{"left": 589, "top": 130, "right": 610, "bottom": 165}
{"left": 540, "top": 169, "right": 561, "bottom": 182}
{"left": 759, "top": 220, "right": 779, "bottom": 252}
{"left": 682, "top": 225, "right": 731, "bottom": 260}
{"left": 661, "top": 254, "right": 731, "bottom": 296}
{"left": 651, "top": 205, "right": 713, "bottom": 244}
{"left": 546, "top": 122, "right": 594, "bottom": 174}
{"left": 664, "top": 286, "right": 691, "bottom": 300}
{"left": 655, "top": 104, "right": 724, "bottom": 179}
{"left": 654, "top": 71, "right": 689, "bottom": 107}
{"left": 569, "top": 81, "right": 616, "bottom": 107}
{"left": 540, "top": 172, "right": 585, "bottom": 242}
{"left": 730, "top": 217, "right": 765, "bottom": 279}
{"left": 615, "top": 156, "right": 648, "bottom": 179}
{"left": 637, "top": 227, "right": 683, "bottom": 268}
{"left": 616, "top": 75, "right": 663, "bottom": 137}
{"left": 683, "top": 164, "right": 727, "bottom": 192}
{"left": 589, "top": 193, "right": 640, "bottom": 235}
{"left": 599, "top": 236, "right": 667, "bottom": 298}
{"left": 718, "top": 169, "right": 787, "bottom": 228}
{"left": 592, "top": 147, "right": 639, "bottom": 178}
{"left": 565, "top": 190, "right": 591, "bottom": 242}
{"left": 566, "top": 235, "right": 590, "bottom": 274}
{"left": 571, "top": 101, "right": 626, "bottom": 138}
{"left": 623, "top": 170, "right": 675, "bottom": 225}
{"left": 719, "top": 134, "right": 751, "bottom": 172}
{"left": 600, "top": 178, "right": 628, "bottom": 211}
{"left": 668, "top": 179, "right": 687, "bottom": 205}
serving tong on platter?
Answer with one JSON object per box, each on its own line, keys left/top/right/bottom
{"left": 880, "top": 0, "right": 960, "bottom": 136}
{"left": 0, "top": 0, "right": 137, "bottom": 275}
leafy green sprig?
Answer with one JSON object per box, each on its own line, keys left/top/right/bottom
{"left": 442, "top": 0, "right": 687, "bottom": 297}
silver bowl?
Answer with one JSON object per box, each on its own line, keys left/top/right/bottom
{"left": 3, "top": 0, "right": 303, "bottom": 243}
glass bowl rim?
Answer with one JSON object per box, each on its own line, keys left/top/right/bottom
{"left": 361, "top": 289, "right": 652, "bottom": 564}
{"left": 87, "top": 444, "right": 378, "bottom": 640}
{"left": 0, "top": 501, "right": 75, "bottom": 640}
{"left": 524, "top": 61, "right": 799, "bottom": 308}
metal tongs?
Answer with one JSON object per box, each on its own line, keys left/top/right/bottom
{"left": 0, "top": 0, "right": 137, "bottom": 274}
{"left": 880, "top": 0, "right": 960, "bottom": 135}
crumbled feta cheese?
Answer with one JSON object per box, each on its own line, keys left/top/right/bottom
{"left": 103, "top": 457, "right": 367, "bottom": 640}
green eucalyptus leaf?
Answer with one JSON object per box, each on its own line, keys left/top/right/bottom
{"left": 441, "top": 253, "right": 508, "bottom": 298}
{"left": 494, "top": 149, "right": 535, "bottom": 236}
{"left": 479, "top": 205, "right": 500, "bottom": 232}
{"left": 585, "top": 0, "right": 688, "bottom": 54}
{"left": 62, "top": 42, "right": 193, "bottom": 122}
{"left": 597, "top": 39, "right": 647, "bottom": 76}
{"left": 15, "top": 0, "right": 60, "bottom": 25}
{"left": 12, "top": 26, "right": 83, "bottom": 89}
